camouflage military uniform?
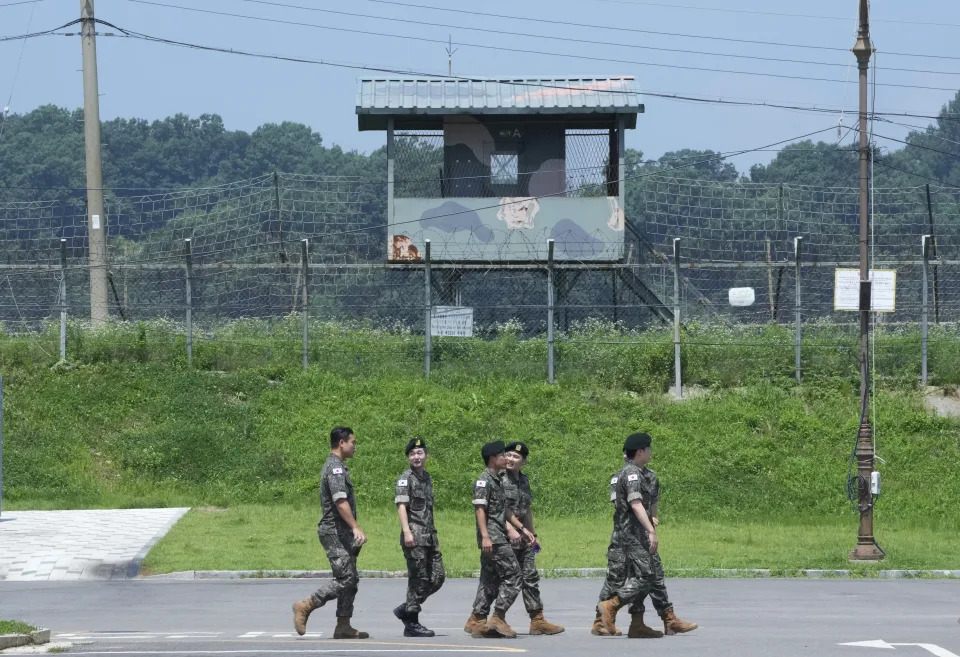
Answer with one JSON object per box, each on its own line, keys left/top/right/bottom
{"left": 310, "top": 454, "right": 361, "bottom": 617}
{"left": 598, "top": 466, "right": 671, "bottom": 616}
{"left": 395, "top": 467, "right": 445, "bottom": 614}
{"left": 606, "top": 462, "right": 655, "bottom": 606}
{"left": 471, "top": 469, "right": 521, "bottom": 616}
{"left": 501, "top": 470, "right": 542, "bottom": 613}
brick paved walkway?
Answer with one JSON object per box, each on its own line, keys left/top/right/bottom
{"left": 0, "top": 508, "right": 189, "bottom": 581}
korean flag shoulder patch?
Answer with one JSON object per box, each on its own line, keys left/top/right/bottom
{"left": 610, "top": 476, "right": 619, "bottom": 484}
{"left": 475, "top": 479, "right": 487, "bottom": 488}
{"left": 397, "top": 479, "right": 408, "bottom": 487}
{"left": 332, "top": 467, "right": 344, "bottom": 475}
{"left": 627, "top": 473, "right": 639, "bottom": 481}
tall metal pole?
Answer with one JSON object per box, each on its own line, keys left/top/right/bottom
{"left": 184, "top": 239, "right": 193, "bottom": 369}
{"left": 81, "top": 0, "right": 108, "bottom": 324}
{"left": 672, "top": 238, "right": 682, "bottom": 399}
{"left": 921, "top": 235, "right": 930, "bottom": 386}
{"left": 424, "top": 240, "right": 432, "bottom": 378}
{"left": 60, "top": 239, "right": 68, "bottom": 361}
{"left": 851, "top": 0, "right": 883, "bottom": 561}
{"left": 547, "top": 239, "right": 555, "bottom": 384}
{"left": 924, "top": 185, "right": 941, "bottom": 324}
{"left": 794, "top": 236, "right": 803, "bottom": 384}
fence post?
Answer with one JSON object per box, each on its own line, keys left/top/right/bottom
{"left": 60, "top": 238, "right": 68, "bottom": 362}
{"left": 301, "top": 238, "right": 310, "bottom": 370}
{"left": 184, "top": 239, "right": 193, "bottom": 368}
{"left": 547, "top": 239, "right": 555, "bottom": 384}
{"left": 925, "top": 184, "right": 941, "bottom": 324}
{"left": 794, "top": 236, "right": 803, "bottom": 384}
{"left": 0, "top": 375, "right": 3, "bottom": 518}
{"left": 672, "top": 238, "right": 682, "bottom": 399}
{"left": 424, "top": 239, "right": 432, "bottom": 378}
{"left": 922, "top": 234, "right": 930, "bottom": 385}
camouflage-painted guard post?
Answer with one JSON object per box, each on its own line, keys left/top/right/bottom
{"left": 392, "top": 437, "right": 445, "bottom": 638}
{"left": 594, "top": 433, "right": 697, "bottom": 638}
{"left": 501, "top": 441, "right": 565, "bottom": 635}
{"left": 292, "top": 426, "right": 370, "bottom": 640}
{"left": 464, "top": 441, "right": 525, "bottom": 639}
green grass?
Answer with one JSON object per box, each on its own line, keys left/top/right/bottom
{"left": 141, "top": 506, "right": 960, "bottom": 575}
{"left": 0, "top": 620, "right": 39, "bottom": 635}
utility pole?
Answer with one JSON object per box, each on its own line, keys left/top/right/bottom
{"left": 445, "top": 35, "right": 458, "bottom": 77}
{"left": 850, "top": 0, "right": 883, "bottom": 561}
{"left": 81, "top": 0, "right": 108, "bottom": 324}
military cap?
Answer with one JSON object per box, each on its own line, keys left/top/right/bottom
{"left": 405, "top": 437, "right": 427, "bottom": 455}
{"left": 505, "top": 441, "right": 529, "bottom": 458}
{"left": 481, "top": 440, "right": 506, "bottom": 460}
{"left": 623, "top": 432, "right": 652, "bottom": 451}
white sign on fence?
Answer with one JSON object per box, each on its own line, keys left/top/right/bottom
{"left": 431, "top": 306, "right": 474, "bottom": 337}
{"left": 728, "top": 287, "right": 756, "bottom": 307}
{"left": 834, "top": 268, "right": 897, "bottom": 312}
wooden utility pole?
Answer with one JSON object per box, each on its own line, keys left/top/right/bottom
{"left": 850, "top": 0, "right": 884, "bottom": 561}
{"left": 81, "top": 0, "right": 108, "bottom": 324}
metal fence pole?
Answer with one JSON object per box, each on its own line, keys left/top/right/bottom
{"left": 922, "top": 234, "right": 930, "bottom": 385}
{"left": 424, "top": 239, "right": 432, "bottom": 378}
{"left": 794, "top": 236, "right": 803, "bottom": 384}
{"left": 673, "top": 238, "right": 682, "bottom": 399}
{"left": 60, "top": 238, "right": 68, "bottom": 362}
{"left": 547, "top": 239, "right": 555, "bottom": 384}
{"left": 301, "top": 238, "right": 309, "bottom": 370}
{"left": 184, "top": 238, "right": 193, "bottom": 368}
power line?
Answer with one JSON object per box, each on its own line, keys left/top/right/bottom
{"left": 0, "top": 0, "right": 40, "bottom": 143}
{"left": 591, "top": 0, "right": 960, "bottom": 29}
{"left": 872, "top": 158, "right": 953, "bottom": 186}
{"left": 0, "top": 0, "right": 48, "bottom": 8}
{"left": 121, "top": 1, "right": 960, "bottom": 92}
{"left": 873, "top": 132, "right": 960, "bottom": 160}
{"left": 357, "top": 0, "right": 960, "bottom": 62}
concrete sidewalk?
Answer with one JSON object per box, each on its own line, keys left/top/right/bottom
{"left": 0, "top": 508, "right": 188, "bottom": 581}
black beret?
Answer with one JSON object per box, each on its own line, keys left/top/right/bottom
{"left": 623, "top": 432, "right": 652, "bottom": 451}
{"left": 481, "top": 440, "right": 506, "bottom": 460}
{"left": 505, "top": 441, "right": 529, "bottom": 458}
{"left": 405, "top": 437, "right": 427, "bottom": 455}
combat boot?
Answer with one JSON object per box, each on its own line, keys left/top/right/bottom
{"left": 529, "top": 610, "right": 565, "bottom": 635}
{"left": 404, "top": 612, "right": 436, "bottom": 638}
{"left": 464, "top": 611, "right": 488, "bottom": 637}
{"left": 627, "top": 611, "right": 664, "bottom": 638}
{"left": 291, "top": 598, "right": 318, "bottom": 636}
{"left": 662, "top": 608, "right": 698, "bottom": 635}
{"left": 333, "top": 616, "right": 369, "bottom": 639}
{"left": 597, "top": 595, "right": 625, "bottom": 636}
{"left": 591, "top": 607, "right": 621, "bottom": 636}
{"left": 393, "top": 604, "right": 412, "bottom": 627}
{"left": 485, "top": 608, "right": 517, "bottom": 639}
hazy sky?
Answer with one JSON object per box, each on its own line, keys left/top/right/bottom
{"left": 2, "top": 0, "right": 959, "bottom": 175}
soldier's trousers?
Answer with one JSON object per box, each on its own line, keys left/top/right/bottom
{"left": 598, "top": 542, "right": 672, "bottom": 616}
{"left": 402, "top": 545, "right": 446, "bottom": 614}
{"left": 311, "top": 533, "right": 361, "bottom": 617}
{"left": 513, "top": 543, "right": 543, "bottom": 613}
{"left": 472, "top": 544, "right": 522, "bottom": 616}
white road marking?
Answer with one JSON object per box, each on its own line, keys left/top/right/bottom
{"left": 840, "top": 640, "right": 960, "bottom": 657}
{"left": 65, "top": 650, "right": 525, "bottom": 655}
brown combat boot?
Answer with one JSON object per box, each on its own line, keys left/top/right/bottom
{"left": 333, "top": 616, "right": 369, "bottom": 639}
{"left": 292, "top": 598, "right": 318, "bottom": 636}
{"left": 627, "top": 611, "right": 664, "bottom": 639}
{"left": 662, "top": 608, "right": 698, "bottom": 635}
{"left": 597, "top": 595, "right": 625, "bottom": 636}
{"left": 528, "top": 610, "right": 565, "bottom": 635}
{"left": 465, "top": 611, "right": 488, "bottom": 636}
{"left": 486, "top": 608, "right": 517, "bottom": 639}
{"left": 591, "top": 607, "right": 621, "bottom": 636}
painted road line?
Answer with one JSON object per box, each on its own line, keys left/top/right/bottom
{"left": 66, "top": 650, "right": 526, "bottom": 655}
{"left": 841, "top": 640, "right": 960, "bottom": 657}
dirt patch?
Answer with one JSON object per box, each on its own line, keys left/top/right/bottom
{"left": 922, "top": 386, "right": 960, "bottom": 419}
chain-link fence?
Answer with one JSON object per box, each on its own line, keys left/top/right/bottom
{"left": 1, "top": 173, "right": 957, "bottom": 387}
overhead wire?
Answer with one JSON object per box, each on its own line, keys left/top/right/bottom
{"left": 123, "top": 0, "right": 960, "bottom": 91}
{"left": 0, "top": 0, "right": 40, "bottom": 143}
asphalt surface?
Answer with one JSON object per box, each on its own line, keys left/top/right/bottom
{"left": 1, "top": 578, "right": 958, "bottom": 656}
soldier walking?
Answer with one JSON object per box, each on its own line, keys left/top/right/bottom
{"left": 501, "top": 441, "right": 564, "bottom": 635}
{"left": 392, "top": 437, "right": 445, "bottom": 637}
{"left": 464, "top": 441, "right": 524, "bottom": 639}
{"left": 594, "top": 433, "right": 697, "bottom": 638}
{"left": 292, "top": 426, "right": 369, "bottom": 640}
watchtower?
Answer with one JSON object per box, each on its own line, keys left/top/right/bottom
{"left": 356, "top": 77, "right": 643, "bottom": 263}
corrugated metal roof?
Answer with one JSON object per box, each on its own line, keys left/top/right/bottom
{"left": 356, "top": 77, "right": 641, "bottom": 114}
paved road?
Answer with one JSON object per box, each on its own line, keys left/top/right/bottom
{"left": 0, "top": 509, "right": 189, "bottom": 581}
{"left": 0, "top": 578, "right": 957, "bottom": 656}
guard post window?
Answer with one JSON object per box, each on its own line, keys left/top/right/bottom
{"left": 491, "top": 152, "right": 518, "bottom": 185}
